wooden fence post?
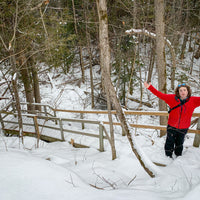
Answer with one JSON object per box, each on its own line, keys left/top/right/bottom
{"left": 0, "top": 113, "right": 4, "bottom": 129}
{"left": 80, "top": 113, "right": 85, "bottom": 129}
{"left": 121, "top": 126, "right": 126, "bottom": 136}
{"left": 99, "top": 123, "right": 104, "bottom": 152}
{"left": 53, "top": 109, "right": 58, "bottom": 125}
{"left": 0, "top": 113, "right": 5, "bottom": 135}
{"left": 193, "top": 118, "right": 200, "bottom": 147}
{"left": 33, "top": 116, "right": 40, "bottom": 148}
{"left": 59, "top": 119, "right": 65, "bottom": 141}
{"left": 44, "top": 105, "right": 47, "bottom": 116}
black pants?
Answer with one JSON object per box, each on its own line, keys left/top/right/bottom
{"left": 165, "top": 125, "right": 188, "bottom": 157}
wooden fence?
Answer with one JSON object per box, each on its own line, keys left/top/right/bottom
{"left": 0, "top": 102, "right": 106, "bottom": 151}
{"left": 1, "top": 102, "right": 200, "bottom": 150}
{"left": 53, "top": 108, "right": 200, "bottom": 134}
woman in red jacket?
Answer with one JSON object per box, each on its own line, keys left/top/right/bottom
{"left": 144, "top": 82, "right": 200, "bottom": 158}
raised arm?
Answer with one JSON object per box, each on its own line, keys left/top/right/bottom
{"left": 144, "top": 82, "right": 172, "bottom": 103}
{"left": 144, "top": 81, "right": 151, "bottom": 89}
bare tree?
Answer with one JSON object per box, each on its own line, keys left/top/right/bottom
{"left": 30, "top": 60, "right": 41, "bottom": 111}
{"left": 147, "top": 41, "right": 155, "bottom": 83}
{"left": 96, "top": 0, "right": 116, "bottom": 160}
{"left": 5, "top": 0, "right": 24, "bottom": 143}
{"left": 18, "top": 53, "right": 35, "bottom": 112}
{"left": 11, "top": 71, "right": 24, "bottom": 144}
{"left": 72, "top": 0, "right": 85, "bottom": 83}
{"left": 84, "top": 0, "right": 95, "bottom": 108}
{"left": 154, "top": 0, "right": 168, "bottom": 137}
{"left": 179, "top": 1, "right": 189, "bottom": 60}
{"left": 96, "top": 0, "right": 158, "bottom": 177}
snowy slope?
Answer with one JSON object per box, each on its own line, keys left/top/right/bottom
{"left": 1, "top": 52, "right": 200, "bottom": 199}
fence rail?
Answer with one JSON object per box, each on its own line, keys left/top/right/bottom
{"left": 53, "top": 109, "right": 200, "bottom": 117}
{"left": 53, "top": 108, "right": 200, "bottom": 134}
{"left": 1, "top": 102, "right": 200, "bottom": 150}
{"left": 0, "top": 103, "right": 106, "bottom": 151}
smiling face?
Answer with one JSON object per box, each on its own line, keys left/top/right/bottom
{"left": 178, "top": 87, "right": 188, "bottom": 100}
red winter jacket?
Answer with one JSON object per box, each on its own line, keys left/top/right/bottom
{"left": 148, "top": 85, "right": 200, "bottom": 129}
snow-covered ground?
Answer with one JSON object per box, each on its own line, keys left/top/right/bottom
{"left": 1, "top": 131, "right": 200, "bottom": 200}
{"left": 1, "top": 58, "right": 200, "bottom": 199}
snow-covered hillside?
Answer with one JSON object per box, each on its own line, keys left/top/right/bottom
{"left": 1, "top": 55, "right": 200, "bottom": 200}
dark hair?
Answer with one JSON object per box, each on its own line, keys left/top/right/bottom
{"left": 175, "top": 84, "right": 192, "bottom": 98}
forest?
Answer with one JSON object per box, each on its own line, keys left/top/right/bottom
{"left": 0, "top": 0, "right": 200, "bottom": 181}
{"left": 1, "top": 0, "right": 200, "bottom": 108}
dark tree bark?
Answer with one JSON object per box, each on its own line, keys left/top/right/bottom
{"left": 18, "top": 54, "right": 35, "bottom": 112}
{"left": 30, "top": 60, "right": 41, "bottom": 111}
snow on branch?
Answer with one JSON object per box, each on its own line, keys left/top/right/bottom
{"left": 126, "top": 28, "right": 173, "bottom": 48}
{"left": 126, "top": 28, "right": 177, "bottom": 89}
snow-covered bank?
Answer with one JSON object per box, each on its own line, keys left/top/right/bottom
{"left": 1, "top": 131, "right": 200, "bottom": 200}
{"left": 1, "top": 50, "right": 200, "bottom": 199}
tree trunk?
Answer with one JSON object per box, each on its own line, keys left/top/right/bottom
{"left": 169, "top": 0, "right": 177, "bottom": 90}
{"left": 147, "top": 42, "right": 155, "bottom": 83}
{"left": 96, "top": 0, "right": 158, "bottom": 178}
{"left": 84, "top": 1, "right": 94, "bottom": 108}
{"left": 30, "top": 61, "right": 41, "bottom": 111}
{"left": 189, "top": 34, "right": 197, "bottom": 75}
{"left": 125, "top": 45, "right": 137, "bottom": 108}
{"left": 1, "top": 69, "right": 15, "bottom": 101}
{"left": 180, "top": 33, "right": 188, "bottom": 60}
{"left": 10, "top": 53, "right": 24, "bottom": 144}
{"left": 106, "top": 90, "right": 116, "bottom": 160}
{"left": 2, "top": 0, "right": 24, "bottom": 144}
{"left": 96, "top": 0, "right": 116, "bottom": 160}
{"left": 12, "top": 77, "right": 23, "bottom": 144}
{"left": 194, "top": 44, "right": 200, "bottom": 59}
{"left": 138, "top": 44, "right": 143, "bottom": 108}
{"left": 18, "top": 54, "right": 35, "bottom": 112}
{"left": 72, "top": 0, "right": 85, "bottom": 83}
{"left": 88, "top": 44, "right": 95, "bottom": 109}
{"left": 180, "top": 1, "right": 189, "bottom": 60}
{"left": 133, "top": 0, "right": 137, "bottom": 27}
{"left": 154, "top": 0, "right": 168, "bottom": 137}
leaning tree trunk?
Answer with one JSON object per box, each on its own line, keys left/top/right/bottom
{"left": 147, "top": 42, "right": 155, "bottom": 83}
{"left": 154, "top": 0, "right": 168, "bottom": 137}
{"left": 106, "top": 89, "right": 117, "bottom": 160}
{"left": 3, "top": 0, "right": 24, "bottom": 144}
{"left": 10, "top": 54, "right": 24, "bottom": 144}
{"left": 96, "top": 0, "right": 116, "bottom": 160}
{"left": 96, "top": 0, "right": 159, "bottom": 178}
{"left": 12, "top": 75, "right": 23, "bottom": 143}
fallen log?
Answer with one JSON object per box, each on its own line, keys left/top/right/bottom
{"left": 128, "top": 97, "right": 153, "bottom": 108}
